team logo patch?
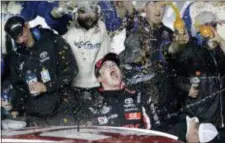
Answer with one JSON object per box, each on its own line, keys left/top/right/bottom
{"left": 40, "top": 51, "right": 48, "bottom": 59}
{"left": 124, "top": 98, "right": 136, "bottom": 108}
{"left": 40, "top": 51, "right": 50, "bottom": 63}
{"left": 125, "top": 112, "right": 141, "bottom": 120}
{"left": 124, "top": 98, "right": 133, "bottom": 105}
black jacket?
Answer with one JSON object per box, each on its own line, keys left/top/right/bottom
{"left": 121, "top": 19, "right": 173, "bottom": 65}
{"left": 163, "top": 38, "right": 225, "bottom": 128}
{"left": 84, "top": 88, "right": 161, "bottom": 129}
{"left": 7, "top": 26, "right": 77, "bottom": 117}
{"left": 119, "top": 18, "right": 178, "bottom": 114}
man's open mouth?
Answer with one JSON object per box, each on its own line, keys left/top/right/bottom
{"left": 110, "top": 70, "right": 118, "bottom": 79}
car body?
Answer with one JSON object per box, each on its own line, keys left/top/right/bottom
{"left": 2, "top": 125, "right": 183, "bottom": 143}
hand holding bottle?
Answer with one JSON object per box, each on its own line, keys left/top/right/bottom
{"left": 188, "top": 77, "right": 201, "bottom": 98}
{"left": 1, "top": 98, "right": 12, "bottom": 111}
{"left": 51, "top": 1, "right": 77, "bottom": 18}
{"left": 1, "top": 89, "right": 12, "bottom": 111}
{"left": 168, "top": 2, "right": 189, "bottom": 45}
{"left": 28, "top": 82, "right": 47, "bottom": 96}
{"left": 25, "top": 70, "right": 47, "bottom": 96}
{"left": 173, "top": 27, "right": 190, "bottom": 45}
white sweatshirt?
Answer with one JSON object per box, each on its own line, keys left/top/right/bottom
{"left": 63, "top": 20, "right": 110, "bottom": 88}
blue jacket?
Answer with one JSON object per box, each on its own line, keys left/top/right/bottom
{"left": 98, "top": 1, "right": 123, "bottom": 32}
{"left": 182, "top": 2, "right": 193, "bottom": 37}
{"left": 19, "top": 1, "right": 72, "bottom": 35}
{"left": 182, "top": 2, "right": 205, "bottom": 46}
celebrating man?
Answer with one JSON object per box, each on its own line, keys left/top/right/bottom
{"left": 4, "top": 16, "right": 77, "bottom": 126}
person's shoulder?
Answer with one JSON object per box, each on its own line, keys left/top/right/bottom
{"left": 98, "top": 20, "right": 107, "bottom": 28}
{"left": 39, "top": 28, "right": 69, "bottom": 48}
{"left": 40, "top": 28, "right": 58, "bottom": 37}
{"left": 33, "top": 25, "right": 59, "bottom": 41}
{"left": 41, "top": 28, "right": 67, "bottom": 42}
{"left": 162, "top": 24, "right": 173, "bottom": 34}
{"left": 98, "top": 20, "right": 108, "bottom": 33}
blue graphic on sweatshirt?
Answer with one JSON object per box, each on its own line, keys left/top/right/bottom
{"left": 74, "top": 41, "right": 101, "bottom": 49}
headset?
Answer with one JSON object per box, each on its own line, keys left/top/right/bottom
{"left": 31, "top": 25, "right": 41, "bottom": 41}
{"left": 7, "top": 25, "right": 42, "bottom": 76}
{"left": 11, "top": 25, "right": 41, "bottom": 52}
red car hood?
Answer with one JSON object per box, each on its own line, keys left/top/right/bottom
{"left": 2, "top": 126, "right": 183, "bottom": 143}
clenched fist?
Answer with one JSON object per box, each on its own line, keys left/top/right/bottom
{"left": 188, "top": 87, "right": 199, "bottom": 98}
{"left": 28, "top": 82, "right": 47, "bottom": 96}
{"left": 173, "top": 28, "right": 190, "bottom": 45}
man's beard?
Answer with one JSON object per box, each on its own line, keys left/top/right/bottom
{"left": 77, "top": 17, "right": 98, "bottom": 30}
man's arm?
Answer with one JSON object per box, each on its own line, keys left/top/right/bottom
{"left": 95, "top": 26, "right": 111, "bottom": 62}
{"left": 139, "top": 92, "right": 161, "bottom": 130}
{"left": 44, "top": 36, "right": 78, "bottom": 94}
{"left": 98, "top": 1, "right": 135, "bottom": 32}
{"left": 98, "top": 1, "right": 123, "bottom": 32}
{"left": 35, "top": 1, "right": 72, "bottom": 35}
{"left": 3, "top": 36, "right": 28, "bottom": 114}
{"left": 21, "top": 1, "right": 72, "bottom": 35}
{"left": 162, "top": 38, "right": 196, "bottom": 97}
{"left": 9, "top": 63, "right": 28, "bottom": 114}
{"left": 167, "top": 29, "right": 190, "bottom": 55}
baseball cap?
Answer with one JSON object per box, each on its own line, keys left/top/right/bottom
{"left": 95, "top": 53, "right": 120, "bottom": 77}
{"left": 195, "top": 11, "right": 218, "bottom": 26}
{"left": 4, "top": 16, "right": 25, "bottom": 40}
{"left": 199, "top": 123, "right": 218, "bottom": 143}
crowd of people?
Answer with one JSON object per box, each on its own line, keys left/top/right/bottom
{"left": 1, "top": 1, "right": 225, "bottom": 142}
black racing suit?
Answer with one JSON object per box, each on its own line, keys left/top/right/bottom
{"left": 82, "top": 88, "right": 161, "bottom": 129}
{"left": 6, "top": 26, "right": 77, "bottom": 122}
{"left": 163, "top": 38, "right": 225, "bottom": 128}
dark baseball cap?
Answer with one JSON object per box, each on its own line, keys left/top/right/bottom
{"left": 4, "top": 16, "right": 25, "bottom": 40}
{"left": 95, "top": 53, "right": 120, "bottom": 77}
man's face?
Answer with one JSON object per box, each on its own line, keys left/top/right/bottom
{"left": 145, "top": 2, "right": 166, "bottom": 25}
{"left": 98, "top": 61, "right": 123, "bottom": 88}
{"left": 15, "top": 25, "right": 32, "bottom": 47}
{"left": 77, "top": 6, "right": 99, "bottom": 30}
